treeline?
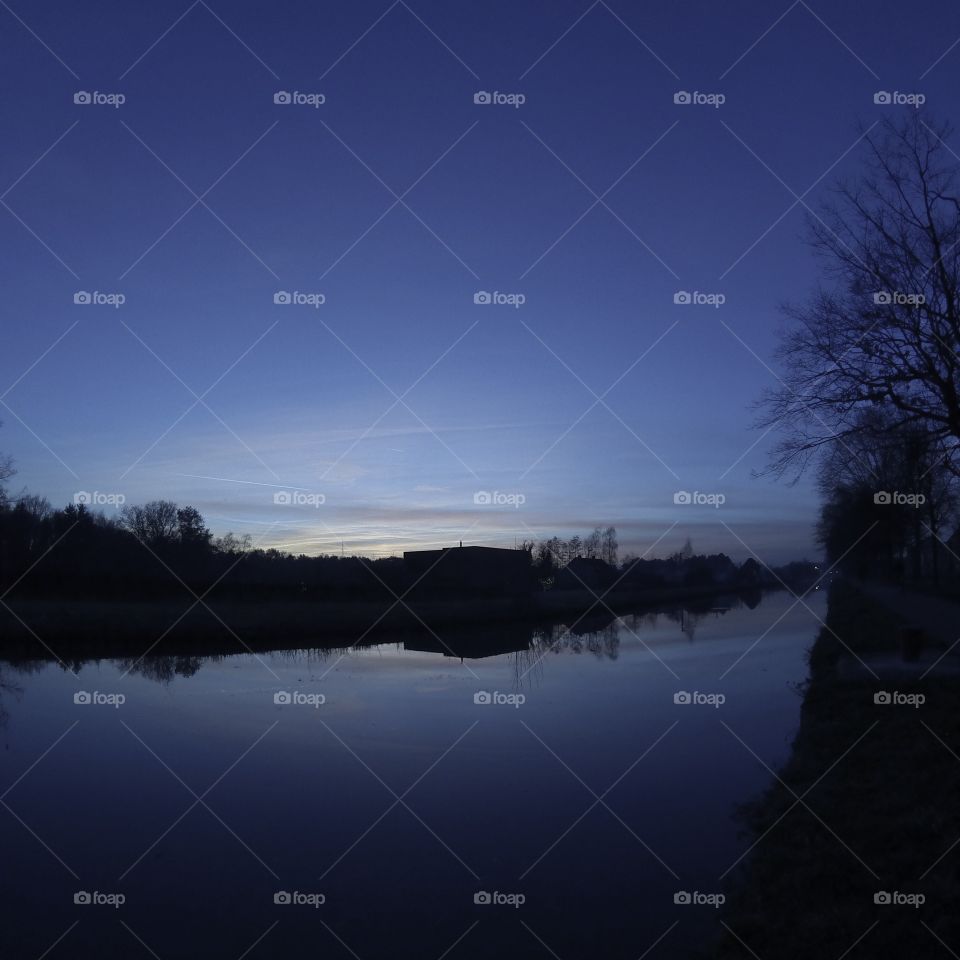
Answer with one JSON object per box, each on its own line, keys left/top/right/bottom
{"left": 0, "top": 491, "right": 813, "bottom": 605}
{"left": 814, "top": 416, "right": 958, "bottom": 582}
{"left": 524, "top": 526, "right": 619, "bottom": 571}
{"left": 525, "top": 530, "right": 811, "bottom": 592}
{"left": 0, "top": 496, "right": 410, "bottom": 602}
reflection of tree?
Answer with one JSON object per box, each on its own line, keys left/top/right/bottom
{"left": 115, "top": 655, "right": 211, "bottom": 683}
{"left": 114, "top": 646, "right": 346, "bottom": 685}
{"left": 0, "top": 666, "right": 26, "bottom": 728}
{"left": 533, "top": 621, "right": 621, "bottom": 660}
{"left": 512, "top": 642, "right": 545, "bottom": 688}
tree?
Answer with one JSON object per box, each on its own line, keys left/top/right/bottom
{"left": 584, "top": 528, "right": 602, "bottom": 559}
{"left": 816, "top": 409, "right": 958, "bottom": 580}
{"left": 177, "top": 506, "right": 212, "bottom": 550}
{"left": 602, "top": 526, "right": 618, "bottom": 566}
{"left": 535, "top": 541, "right": 555, "bottom": 574}
{"left": 214, "top": 531, "right": 252, "bottom": 554}
{"left": 0, "top": 424, "right": 14, "bottom": 507}
{"left": 760, "top": 114, "right": 960, "bottom": 480}
{"left": 119, "top": 500, "right": 179, "bottom": 546}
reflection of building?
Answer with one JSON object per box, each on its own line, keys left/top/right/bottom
{"left": 404, "top": 624, "right": 532, "bottom": 660}
{"left": 403, "top": 545, "right": 533, "bottom": 596}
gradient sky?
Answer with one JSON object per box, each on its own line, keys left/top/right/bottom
{"left": 0, "top": 0, "right": 955, "bottom": 562}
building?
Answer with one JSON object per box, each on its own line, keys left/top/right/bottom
{"left": 554, "top": 556, "right": 617, "bottom": 591}
{"left": 402, "top": 545, "right": 533, "bottom": 596}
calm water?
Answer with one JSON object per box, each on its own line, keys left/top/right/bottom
{"left": 0, "top": 589, "right": 825, "bottom": 958}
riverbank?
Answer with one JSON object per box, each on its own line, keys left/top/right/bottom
{"left": 0, "top": 581, "right": 773, "bottom": 661}
{"left": 708, "top": 579, "right": 960, "bottom": 957}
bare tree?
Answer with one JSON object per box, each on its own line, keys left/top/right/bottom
{"left": 760, "top": 113, "right": 960, "bottom": 480}
{"left": 584, "top": 528, "right": 602, "bottom": 559}
{"left": 119, "top": 500, "right": 179, "bottom": 546}
{"left": 0, "top": 423, "right": 14, "bottom": 506}
{"left": 602, "top": 526, "right": 618, "bottom": 566}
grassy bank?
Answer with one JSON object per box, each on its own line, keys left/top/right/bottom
{"left": 709, "top": 580, "right": 960, "bottom": 957}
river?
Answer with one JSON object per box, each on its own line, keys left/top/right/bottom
{"left": 0, "top": 588, "right": 825, "bottom": 958}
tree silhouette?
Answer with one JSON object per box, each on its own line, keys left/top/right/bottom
{"left": 760, "top": 114, "right": 960, "bottom": 479}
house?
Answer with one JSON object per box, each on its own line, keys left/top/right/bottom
{"left": 554, "top": 556, "right": 617, "bottom": 591}
{"left": 402, "top": 545, "right": 534, "bottom": 596}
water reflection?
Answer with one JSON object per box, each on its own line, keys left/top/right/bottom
{"left": 0, "top": 587, "right": 781, "bottom": 694}
{"left": 0, "top": 587, "right": 825, "bottom": 960}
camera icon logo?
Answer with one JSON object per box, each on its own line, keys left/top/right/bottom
{"left": 473, "top": 491, "right": 492, "bottom": 505}
{"left": 274, "top": 91, "right": 292, "bottom": 104}
{"left": 673, "top": 691, "right": 691, "bottom": 705}
{"left": 673, "top": 491, "right": 692, "bottom": 505}
{"left": 273, "top": 491, "right": 292, "bottom": 505}
{"left": 473, "top": 291, "right": 491, "bottom": 304}
{"left": 74, "top": 691, "right": 92, "bottom": 705}
{"left": 474, "top": 691, "right": 492, "bottom": 705}
{"left": 274, "top": 891, "right": 292, "bottom": 904}
{"left": 674, "top": 891, "right": 691, "bottom": 904}
{"left": 673, "top": 91, "right": 691, "bottom": 105}
{"left": 73, "top": 91, "right": 91, "bottom": 105}
{"left": 873, "top": 91, "right": 891, "bottom": 105}
{"left": 74, "top": 891, "right": 92, "bottom": 904}
{"left": 274, "top": 691, "right": 292, "bottom": 705}
{"left": 474, "top": 891, "right": 492, "bottom": 904}
{"left": 874, "top": 891, "right": 891, "bottom": 904}
{"left": 673, "top": 290, "right": 691, "bottom": 304}
{"left": 273, "top": 291, "right": 291, "bottom": 305}
{"left": 74, "top": 291, "right": 91, "bottom": 305}
{"left": 874, "top": 691, "right": 891, "bottom": 705}
{"left": 873, "top": 291, "right": 892, "bottom": 305}
{"left": 473, "top": 91, "right": 491, "bottom": 104}
{"left": 73, "top": 491, "right": 92, "bottom": 505}
{"left": 874, "top": 491, "right": 891, "bottom": 505}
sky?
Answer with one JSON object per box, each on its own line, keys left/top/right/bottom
{"left": 0, "top": 0, "right": 956, "bottom": 563}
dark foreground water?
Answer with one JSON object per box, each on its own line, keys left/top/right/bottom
{"left": 0, "top": 589, "right": 825, "bottom": 958}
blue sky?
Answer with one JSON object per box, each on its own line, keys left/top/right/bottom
{"left": 0, "top": 0, "right": 956, "bottom": 562}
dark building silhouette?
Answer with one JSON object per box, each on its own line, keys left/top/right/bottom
{"left": 403, "top": 545, "right": 533, "bottom": 596}
{"left": 555, "top": 556, "right": 617, "bottom": 591}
